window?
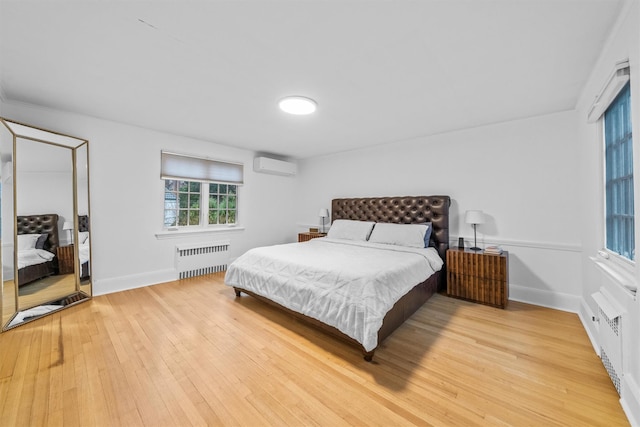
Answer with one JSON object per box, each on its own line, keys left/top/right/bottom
{"left": 163, "top": 180, "right": 238, "bottom": 227}
{"left": 161, "top": 151, "right": 243, "bottom": 229}
{"left": 208, "top": 183, "right": 237, "bottom": 225}
{"left": 604, "top": 82, "right": 634, "bottom": 261}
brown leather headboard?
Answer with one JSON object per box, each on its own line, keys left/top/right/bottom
{"left": 78, "top": 215, "right": 90, "bottom": 233}
{"left": 331, "top": 196, "right": 451, "bottom": 260}
{"left": 17, "top": 213, "right": 60, "bottom": 253}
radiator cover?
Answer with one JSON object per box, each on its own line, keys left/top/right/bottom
{"left": 175, "top": 240, "right": 230, "bottom": 279}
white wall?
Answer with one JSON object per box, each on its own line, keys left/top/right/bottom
{"left": 575, "top": 1, "right": 640, "bottom": 424}
{"left": 1, "top": 100, "right": 297, "bottom": 295}
{"left": 294, "top": 110, "right": 583, "bottom": 311}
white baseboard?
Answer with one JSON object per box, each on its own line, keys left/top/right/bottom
{"left": 622, "top": 375, "right": 640, "bottom": 427}
{"left": 509, "top": 283, "right": 581, "bottom": 313}
{"left": 93, "top": 268, "right": 177, "bottom": 296}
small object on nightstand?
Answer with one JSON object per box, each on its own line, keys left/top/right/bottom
{"left": 465, "top": 210, "right": 485, "bottom": 251}
{"left": 309, "top": 227, "right": 319, "bottom": 233}
{"left": 318, "top": 209, "right": 329, "bottom": 233}
{"left": 458, "top": 237, "right": 464, "bottom": 249}
{"left": 484, "top": 245, "right": 503, "bottom": 255}
{"left": 446, "top": 248, "right": 509, "bottom": 308}
{"left": 298, "top": 232, "right": 327, "bottom": 242}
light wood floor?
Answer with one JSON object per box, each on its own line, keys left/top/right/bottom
{"left": 0, "top": 272, "right": 629, "bottom": 426}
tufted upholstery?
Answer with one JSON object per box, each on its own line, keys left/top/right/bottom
{"left": 78, "top": 215, "right": 90, "bottom": 232}
{"left": 17, "top": 214, "right": 60, "bottom": 253}
{"left": 331, "top": 196, "right": 450, "bottom": 260}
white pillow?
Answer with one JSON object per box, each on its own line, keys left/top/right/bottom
{"left": 17, "top": 234, "right": 41, "bottom": 250}
{"left": 368, "top": 223, "right": 429, "bottom": 248}
{"left": 77, "top": 231, "right": 89, "bottom": 244}
{"left": 326, "top": 220, "right": 375, "bottom": 241}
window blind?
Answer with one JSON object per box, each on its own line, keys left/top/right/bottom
{"left": 161, "top": 151, "right": 244, "bottom": 185}
{"left": 587, "top": 60, "right": 630, "bottom": 123}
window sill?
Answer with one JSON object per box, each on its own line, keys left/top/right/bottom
{"left": 155, "top": 226, "right": 245, "bottom": 240}
{"left": 590, "top": 255, "right": 637, "bottom": 298}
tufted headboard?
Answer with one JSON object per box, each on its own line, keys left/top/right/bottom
{"left": 17, "top": 213, "right": 60, "bottom": 253}
{"left": 78, "top": 215, "right": 90, "bottom": 233}
{"left": 331, "top": 196, "right": 451, "bottom": 260}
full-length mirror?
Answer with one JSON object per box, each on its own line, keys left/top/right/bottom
{"left": 0, "top": 118, "right": 91, "bottom": 330}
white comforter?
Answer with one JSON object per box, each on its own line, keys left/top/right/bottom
{"left": 17, "top": 248, "right": 55, "bottom": 269}
{"left": 224, "top": 238, "right": 443, "bottom": 351}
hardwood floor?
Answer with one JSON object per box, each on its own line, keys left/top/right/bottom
{"left": 0, "top": 272, "right": 629, "bottom": 426}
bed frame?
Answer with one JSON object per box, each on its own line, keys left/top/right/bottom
{"left": 17, "top": 214, "right": 60, "bottom": 287}
{"left": 235, "top": 195, "right": 450, "bottom": 361}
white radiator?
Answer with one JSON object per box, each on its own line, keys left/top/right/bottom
{"left": 592, "top": 290, "right": 624, "bottom": 395}
{"left": 175, "top": 240, "right": 230, "bottom": 279}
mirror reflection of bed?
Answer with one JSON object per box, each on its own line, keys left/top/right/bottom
{"left": 11, "top": 213, "right": 88, "bottom": 327}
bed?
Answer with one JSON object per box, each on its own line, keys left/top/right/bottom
{"left": 17, "top": 214, "right": 60, "bottom": 287}
{"left": 225, "top": 195, "right": 450, "bottom": 361}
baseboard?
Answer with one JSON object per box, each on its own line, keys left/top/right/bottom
{"left": 621, "top": 375, "right": 640, "bottom": 427}
{"left": 93, "top": 269, "right": 177, "bottom": 296}
{"left": 509, "top": 283, "right": 581, "bottom": 313}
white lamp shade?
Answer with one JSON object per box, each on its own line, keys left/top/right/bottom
{"left": 62, "top": 221, "right": 73, "bottom": 230}
{"left": 318, "top": 208, "right": 329, "bottom": 218}
{"left": 465, "top": 210, "right": 485, "bottom": 225}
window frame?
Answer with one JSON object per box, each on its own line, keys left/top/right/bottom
{"left": 601, "top": 81, "right": 635, "bottom": 265}
{"left": 163, "top": 179, "right": 240, "bottom": 230}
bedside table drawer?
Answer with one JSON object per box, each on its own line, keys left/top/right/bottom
{"left": 446, "top": 248, "right": 509, "bottom": 308}
{"left": 448, "top": 274, "right": 507, "bottom": 307}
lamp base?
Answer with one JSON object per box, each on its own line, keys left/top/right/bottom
{"left": 469, "top": 246, "right": 482, "bottom": 251}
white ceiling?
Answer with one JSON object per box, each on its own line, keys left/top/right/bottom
{"left": 0, "top": 0, "right": 624, "bottom": 159}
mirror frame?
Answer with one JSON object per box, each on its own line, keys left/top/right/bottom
{"left": 0, "top": 117, "right": 91, "bottom": 331}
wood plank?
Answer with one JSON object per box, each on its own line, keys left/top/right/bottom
{"left": 0, "top": 272, "right": 629, "bottom": 426}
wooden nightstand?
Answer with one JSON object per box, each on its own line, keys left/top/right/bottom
{"left": 298, "top": 232, "right": 327, "bottom": 242}
{"left": 446, "top": 248, "right": 509, "bottom": 308}
{"left": 57, "top": 244, "right": 75, "bottom": 274}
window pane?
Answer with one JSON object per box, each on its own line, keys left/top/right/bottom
{"left": 189, "top": 181, "right": 201, "bottom": 192}
{"left": 209, "top": 209, "right": 219, "bottom": 224}
{"left": 219, "top": 184, "right": 227, "bottom": 194}
{"left": 178, "top": 193, "right": 188, "bottom": 209}
{"left": 210, "top": 183, "right": 218, "bottom": 194}
{"left": 228, "top": 195, "right": 236, "bottom": 209}
{"left": 189, "top": 210, "right": 200, "bottom": 226}
{"left": 178, "top": 210, "right": 188, "bottom": 226}
{"left": 227, "top": 210, "right": 236, "bottom": 223}
{"left": 219, "top": 211, "right": 227, "bottom": 224}
{"left": 178, "top": 180, "right": 189, "bottom": 191}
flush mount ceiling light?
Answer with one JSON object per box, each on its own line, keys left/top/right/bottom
{"left": 278, "top": 96, "right": 317, "bottom": 115}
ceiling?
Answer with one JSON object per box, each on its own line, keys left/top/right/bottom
{"left": 0, "top": 0, "right": 624, "bottom": 159}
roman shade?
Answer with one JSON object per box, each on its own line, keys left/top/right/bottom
{"left": 161, "top": 151, "right": 244, "bottom": 185}
{"left": 587, "top": 60, "right": 630, "bottom": 123}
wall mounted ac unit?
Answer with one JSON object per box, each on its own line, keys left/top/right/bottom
{"left": 253, "top": 157, "right": 297, "bottom": 176}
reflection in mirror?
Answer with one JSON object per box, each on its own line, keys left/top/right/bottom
{"left": 0, "top": 118, "right": 91, "bottom": 330}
